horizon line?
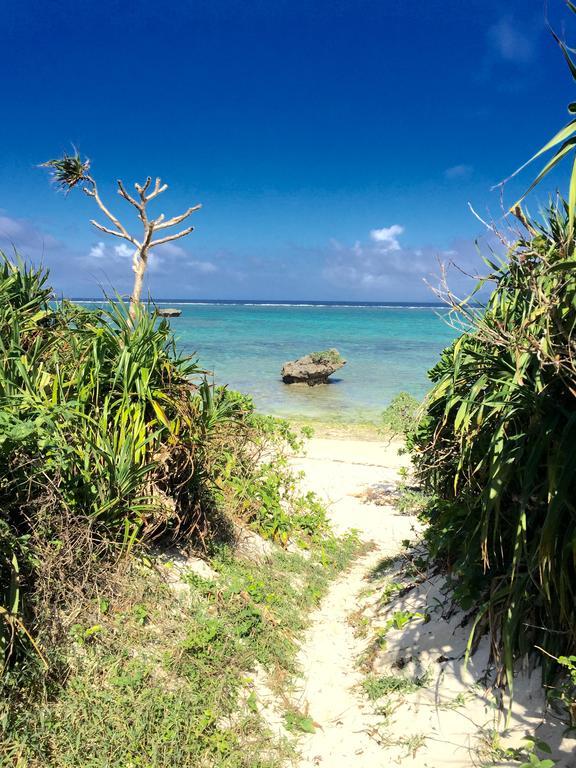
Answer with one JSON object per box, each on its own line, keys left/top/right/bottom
{"left": 66, "top": 297, "right": 449, "bottom": 306}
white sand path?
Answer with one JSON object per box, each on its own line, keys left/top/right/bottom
{"left": 285, "top": 437, "right": 576, "bottom": 768}
{"left": 290, "top": 437, "right": 415, "bottom": 767}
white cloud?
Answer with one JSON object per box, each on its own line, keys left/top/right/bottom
{"left": 444, "top": 164, "right": 473, "bottom": 180}
{"left": 147, "top": 254, "right": 162, "bottom": 272}
{"left": 87, "top": 240, "right": 164, "bottom": 272}
{"left": 0, "top": 210, "right": 492, "bottom": 302}
{"left": 360, "top": 272, "right": 389, "bottom": 287}
{"left": 321, "top": 225, "right": 494, "bottom": 299}
{"left": 89, "top": 242, "right": 106, "bottom": 259}
{"left": 488, "top": 17, "right": 534, "bottom": 64}
{"left": 187, "top": 260, "right": 217, "bottom": 274}
{"left": 324, "top": 226, "right": 419, "bottom": 289}
{"left": 156, "top": 242, "right": 186, "bottom": 257}
{"left": 0, "top": 213, "right": 59, "bottom": 251}
{"left": 0, "top": 215, "right": 25, "bottom": 238}
{"left": 114, "top": 243, "right": 135, "bottom": 259}
{"left": 0, "top": 210, "right": 231, "bottom": 297}
{"left": 369, "top": 224, "right": 404, "bottom": 252}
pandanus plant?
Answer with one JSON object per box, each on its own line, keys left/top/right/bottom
{"left": 41, "top": 151, "right": 201, "bottom": 319}
{"left": 413, "top": 2, "right": 576, "bottom": 699}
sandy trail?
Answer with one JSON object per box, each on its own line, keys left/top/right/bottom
{"left": 290, "top": 438, "right": 413, "bottom": 767}
{"left": 286, "top": 437, "right": 576, "bottom": 768}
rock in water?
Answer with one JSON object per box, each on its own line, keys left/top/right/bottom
{"left": 281, "top": 348, "right": 346, "bottom": 385}
{"left": 156, "top": 308, "right": 182, "bottom": 318}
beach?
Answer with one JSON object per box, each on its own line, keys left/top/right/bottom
{"left": 279, "top": 436, "right": 576, "bottom": 767}
{"left": 4, "top": 1, "right": 576, "bottom": 764}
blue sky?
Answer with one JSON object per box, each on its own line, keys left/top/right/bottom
{"left": 0, "top": 0, "right": 572, "bottom": 300}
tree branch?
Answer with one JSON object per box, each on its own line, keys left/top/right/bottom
{"left": 153, "top": 204, "right": 202, "bottom": 230}
{"left": 135, "top": 176, "right": 152, "bottom": 196}
{"left": 146, "top": 178, "right": 168, "bottom": 201}
{"left": 84, "top": 182, "right": 134, "bottom": 242}
{"left": 90, "top": 219, "right": 140, "bottom": 247}
{"left": 117, "top": 180, "right": 142, "bottom": 212}
{"left": 150, "top": 225, "right": 195, "bottom": 248}
{"left": 140, "top": 219, "right": 155, "bottom": 253}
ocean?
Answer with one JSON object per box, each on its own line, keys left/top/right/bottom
{"left": 151, "top": 301, "right": 458, "bottom": 422}
{"left": 79, "top": 299, "right": 459, "bottom": 421}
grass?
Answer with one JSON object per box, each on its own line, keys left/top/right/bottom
{"left": 0, "top": 534, "right": 362, "bottom": 767}
{"left": 281, "top": 393, "right": 423, "bottom": 443}
{"left": 362, "top": 671, "right": 430, "bottom": 701}
{"left": 347, "top": 607, "right": 371, "bottom": 639}
{"left": 393, "top": 734, "right": 427, "bottom": 758}
{"left": 441, "top": 692, "right": 469, "bottom": 710}
{"left": 0, "top": 252, "right": 348, "bottom": 666}
{"left": 409, "top": 11, "right": 576, "bottom": 701}
{"left": 285, "top": 411, "right": 422, "bottom": 442}
{"left": 286, "top": 416, "right": 385, "bottom": 440}
{"left": 282, "top": 709, "right": 316, "bottom": 734}
{"left": 366, "top": 555, "right": 399, "bottom": 581}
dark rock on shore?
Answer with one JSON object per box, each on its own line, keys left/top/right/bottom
{"left": 156, "top": 308, "right": 182, "bottom": 318}
{"left": 281, "top": 348, "right": 346, "bottom": 385}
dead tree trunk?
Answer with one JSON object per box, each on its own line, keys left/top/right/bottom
{"left": 83, "top": 175, "right": 200, "bottom": 320}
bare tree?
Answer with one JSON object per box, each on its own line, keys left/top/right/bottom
{"left": 42, "top": 150, "right": 201, "bottom": 319}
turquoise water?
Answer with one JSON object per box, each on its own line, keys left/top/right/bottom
{"left": 154, "top": 302, "right": 458, "bottom": 421}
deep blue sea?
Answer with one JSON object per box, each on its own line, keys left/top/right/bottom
{"left": 149, "top": 301, "right": 458, "bottom": 421}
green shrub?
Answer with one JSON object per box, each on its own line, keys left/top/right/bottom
{"left": 209, "top": 405, "right": 330, "bottom": 547}
{"left": 309, "top": 348, "right": 343, "bottom": 365}
{"left": 381, "top": 392, "right": 420, "bottom": 438}
{"left": 0, "top": 254, "right": 328, "bottom": 672}
{"left": 411, "top": 204, "right": 576, "bottom": 687}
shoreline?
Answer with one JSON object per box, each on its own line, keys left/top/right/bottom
{"left": 274, "top": 413, "right": 388, "bottom": 442}
{"left": 286, "top": 415, "right": 385, "bottom": 441}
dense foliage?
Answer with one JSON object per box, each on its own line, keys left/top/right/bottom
{"left": 0, "top": 254, "right": 328, "bottom": 671}
{"left": 411, "top": 206, "right": 576, "bottom": 687}
{"left": 381, "top": 391, "right": 420, "bottom": 439}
